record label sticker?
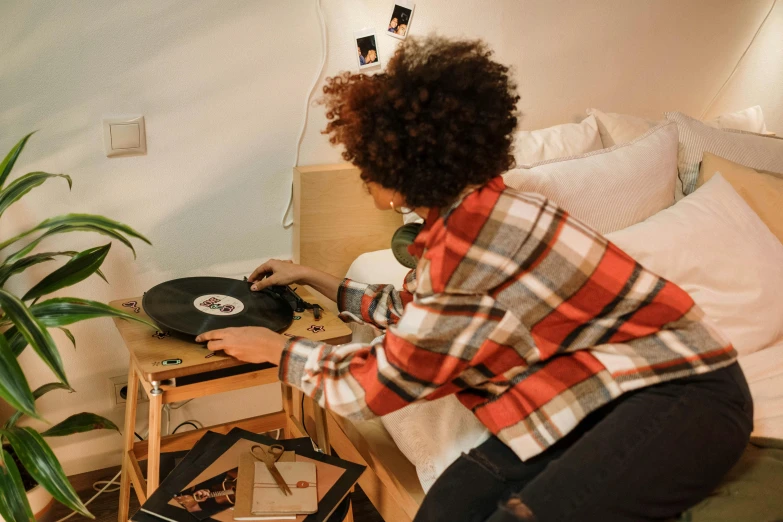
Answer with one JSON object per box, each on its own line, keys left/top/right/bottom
{"left": 193, "top": 294, "right": 244, "bottom": 316}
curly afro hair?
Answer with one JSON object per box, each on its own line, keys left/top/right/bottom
{"left": 320, "top": 36, "right": 519, "bottom": 209}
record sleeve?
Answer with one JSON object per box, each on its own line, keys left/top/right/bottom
{"left": 135, "top": 428, "right": 364, "bottom": 522}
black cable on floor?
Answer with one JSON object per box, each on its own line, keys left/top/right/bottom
{"left": 172, "top": 421, "right": 200, "bottom": 434}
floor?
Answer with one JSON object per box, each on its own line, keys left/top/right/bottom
{"left": 49, "top": 473, "right": 384, "bottom": 522}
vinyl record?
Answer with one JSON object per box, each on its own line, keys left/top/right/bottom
{"left": 142, "top": 277, "right": 293, "bottom": 337}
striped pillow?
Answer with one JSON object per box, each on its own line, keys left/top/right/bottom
{"left": 503, "top": 121, "right": 678, "bottom": 234}
{"left": 665, "top": 111, "right": 783, "bottom": 198}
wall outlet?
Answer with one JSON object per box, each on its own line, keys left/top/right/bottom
{"left": 109, "top": 374, "right": 148, "bottom": 407}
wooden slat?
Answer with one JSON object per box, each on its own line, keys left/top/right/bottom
{"left": 293, "top": 164, "right": 401, "bottom": 278}
{"left": 145, "top": 392, "right": 163, "bottom": 497}
{"left": 159, "top": 367, "right": 280, "bottom": 404}
{"left": 118, "top": 363, "right": 140, "bottom": 522}
{"left": 127, "top": 450, "right": 148, "bottom": 504}
{"left": 131, "top": 411, "right": 288, "bottom": 461}
{"left": 326, "top": 414, "right": 419, "bottom": 522}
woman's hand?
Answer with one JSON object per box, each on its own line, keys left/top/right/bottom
{"left": 248, "top": 259, "right": 311, "bottom": 291}
{"left": 247, "top": 259, "right": 343, "bottom": 303}
{"left": 195, "top": 327, "right": 287, "bottom": 364}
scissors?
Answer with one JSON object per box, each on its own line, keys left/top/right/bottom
{"left": 250, "top": 444, "right": 292, "bottom": 496}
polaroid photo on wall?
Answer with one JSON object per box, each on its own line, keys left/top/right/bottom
{"left": 355, "top": 29, "right": 380, "bottom": 70}
{"left": 386, "top": 2, "right": 414, "bottom": 40}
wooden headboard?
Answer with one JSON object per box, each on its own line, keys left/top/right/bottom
{"left": 292, "top": 164, "right": 401, "bottom": 278}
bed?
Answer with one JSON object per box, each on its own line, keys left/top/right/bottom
{"left": 291, "top": 107, "right": 783, "bottom": 521}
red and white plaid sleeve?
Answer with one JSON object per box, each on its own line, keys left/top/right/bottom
{"left": 278, "top": 266, "right": 511, "bottom": 420}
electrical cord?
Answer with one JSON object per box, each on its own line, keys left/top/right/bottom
{"left": 172, "top": 420, "right": 200, "bottom": 434}
{"left": 167, "top": 398, "right": 193, "bottom": 410}
{"left": 281, "top": 0, "right": 328, "bottom": 228}
{"left": 700, "top": 0, "right": 778, "bottom": 119}
{"left": 54, "top": 469, "right": 124, "bottom": 522}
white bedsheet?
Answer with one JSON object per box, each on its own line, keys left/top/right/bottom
{"left": 344, "top": 248, "right": 783, "bottom": 493}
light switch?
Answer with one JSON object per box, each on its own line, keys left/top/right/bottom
{"left": 103, "top": 115, "right": 146, "bottom": 157}
{"left": 110, "top": 123, "right": 140, "bottom": 149}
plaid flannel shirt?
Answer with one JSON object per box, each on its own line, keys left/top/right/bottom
{"left": 280, "top": 176, "right": 736, "bottom": 461}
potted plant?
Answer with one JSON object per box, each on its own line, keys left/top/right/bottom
{"left": 0, "top": 133, "right": 155, "bottom": 521}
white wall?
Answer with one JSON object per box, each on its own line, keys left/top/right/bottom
{"left": 705, "top": 0, "right": 783, "bottom": 127}
{"left": 0, "top": 0, "right": 778, "bottom": 475}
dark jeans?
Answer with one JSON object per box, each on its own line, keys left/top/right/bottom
{"left": 415, "top": 363, "right": 753, "bottom": 522}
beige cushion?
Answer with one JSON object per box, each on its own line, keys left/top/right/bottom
{"left": 504, "top": 121, "right": 678, "bottom": 234}
{"left": 512, "top": 114, "right": 603, "bottom": 165}
{"left": 606, "top": 174, "right": 783, "bottom": 357}
{"left": 665, "top": 111, "right": 783, "bottom": 198}
{"left": 698, "top": 153, "right": 783, "bottom": 243}
{"left": 585, "top": 108, "right": 659, "bottom": 147}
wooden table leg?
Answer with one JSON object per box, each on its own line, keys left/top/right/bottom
{"left": 312, "top": 400, "right": 331, "bottom": 455}
{"left": 119, "top": 362, "right": 139, "bottom": 522}
{"left": 146, "top": 385, "right": 163, "bottom": 497}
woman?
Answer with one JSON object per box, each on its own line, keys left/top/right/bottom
{"left": 197, "top": 36, "right": 753, "bottom": 522}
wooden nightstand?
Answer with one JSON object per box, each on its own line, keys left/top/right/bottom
{"left": 110, "top": 287, "right": 352, "bottom": 522}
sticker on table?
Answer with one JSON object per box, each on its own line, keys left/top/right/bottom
{"left": 307, "top": 325, "right": 325, "bottom": 333}
{"left": 152, "top": 331, "right": 170, "bottom": 340}
{"left": 293, "top": 315, "right": 301, "bottom": 320}
{"left": 122, "top": 300, "right": 141, "bottom": 313}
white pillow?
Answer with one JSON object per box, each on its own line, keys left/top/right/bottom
{"left": 606, "top": 174, "right": 783, "bottom": 357}
{"left": 382, "top": 395, "right": 490, "bottom": 492}
{"left": 587, "top": 106, "right": 773, "bottom": 148}
{"left": 704, "top": 105, "right": 770, "bottom": 134}
{"left": 586, "top": 108, "right": 660, "bottom": 147}
{"left": 512, "top": 114, "right": 604, "bottom": 165}
{"left": 665, "top": 111, "right": 783, "bottom": 197}
{"left": 504, "top": 121, "right": 678, "bottom": 234}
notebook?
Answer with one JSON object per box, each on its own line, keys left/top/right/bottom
{"left": 233, "top": 453, "right": 317, "bottom": 520}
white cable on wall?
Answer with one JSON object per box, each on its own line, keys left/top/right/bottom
{"left": 281, "top": 0, "right": 328, "bottom": 228}
{"left": 700, "top": 0, "right": 778, "bottom": 119}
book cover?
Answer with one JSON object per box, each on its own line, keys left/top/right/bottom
{"left": 136, "top": 428, "right": 365, "bottom": 522}
{"left": 132, "top": 430, "right": 228, "bottom": 522}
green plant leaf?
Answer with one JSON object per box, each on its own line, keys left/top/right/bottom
{"left": 3, "top": 224, "right": 134, "bottom": 263}
{"left": 1, "top": 427, "right": 93, "bottom": 519}
{"left": 4, "top": 298, "right": 152, "bottom": 358}
{"left": 22, "top": 244, "right": 111, "bottom": 301}
{"left": 3, "top": 326, "right": 27, "bottom": 357}
{"left": 30, "top": 297, "right": 157, "bottom": 329}
{"left": 0, "top": 213, "right": 150, "bottom": 254}
{"left": 0, "top": 252, "right": 57, "bottom": 286}
{"left": 0, "top": 250, "right": 109, "bottom": 286}
{"left": 4, "top": 382, "right": 71, "bottom": 429}
{"left": 0, "top": 132, "right": 36, "bottom": 189}
{"left": 0, "top": 449, "right": 35, "bottom": 522}
{"left": 0, "top": 172, "right": 72, "bottom": 220}
{"left": 59, "top": 327, "right": 76, "bottom": 348}
{"left": 0, "top": 334, "right": 38, "bottom": 419}
{"left": 0, "top": 289, "right": 68, "bottom": 387}
{"left": 41, "top": 413, "right": 119, "bottom": 437}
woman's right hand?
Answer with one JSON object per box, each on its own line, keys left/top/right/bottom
{"left": 248, "top": 259, "right": 312, "bottom": 291}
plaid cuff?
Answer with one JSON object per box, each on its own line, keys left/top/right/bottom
{"left": 278, "top": 335, "right": 325, "bottom": 389}
{"left": 337, "top": 278, "right": 372, "bottom": 319}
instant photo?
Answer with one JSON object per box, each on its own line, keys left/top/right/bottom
{"left": 354, "top": 29, "right": 380, "bottom": 69}
{"left": 387, "top": 3, "right": 414, "bottom": 40}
